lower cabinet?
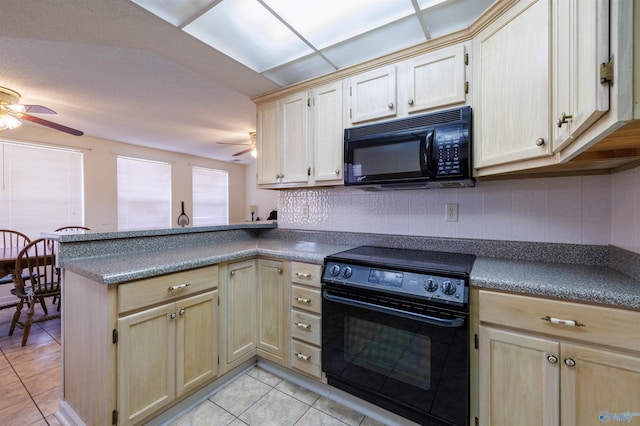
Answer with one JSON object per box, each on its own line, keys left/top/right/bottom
{"left": 289, "top": 261, "right": 323, "bottom": 379}
{"left": 224, "top": 259, "right": 257, "bottom": 365}
{"left": 479, "top": 290, "right": 640, "bottom": 426}
{"left": 256, "top": 259, "right": 287, "bottom": 364}
{"left": 117, "top": 291, "right": 218, "bottom": 425}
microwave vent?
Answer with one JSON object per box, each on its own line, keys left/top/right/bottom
{"left": 345, "top": 107, "right": 465, "bottom": 140}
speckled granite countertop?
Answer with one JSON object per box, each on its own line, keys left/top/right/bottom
{"left": 58, "top": 227, "right": 640, "bottom": 310}
{"left": 61, "top": 239, "right": 353, "bottom": 285}
{"left": 471, "top": 257, "right": 640, "bottom": 310}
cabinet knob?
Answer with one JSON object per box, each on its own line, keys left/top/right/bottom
{"left": 277, "top": 268, "right": 282, "bottom": 275}
{"left": 388, "top": 102, "right": 394, "bottom": 109}
{"left": 535, "top": 138, "right": 545, "bottom": 146}
{"left": 179, "top": 309, "right": 185, "bottom": 316}
{"left": 564, "top": 357, "right": 576, "bottom": 367}
{"left": 230, "top": 270, "right": 236, "bottom": 276}
{"left": 547, "top": 355, "right": 558, "bottom": 364}
{"left": 408, "top": 98, "right": 414, "bottom": 105}
{"left": 335, "top": 169, "right": 340, "bottom": 175}
{"left": 170, "top": 313, "right": 177, "bottom": 319}
{"left": 556, "top": 112, "right": 573, "bottom": 128}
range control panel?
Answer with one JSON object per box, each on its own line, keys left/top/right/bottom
{"left": 322, "top": 261, "right": 467, "bottom": 306}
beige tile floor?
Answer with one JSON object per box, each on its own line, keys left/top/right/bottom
{"left": 0, "top": 299, "right": 62, "bottom": 426}
{"left": 168, "top": 366, "right": 388, "bottom": 426}
{"left": 0, "top": 302, "right": 393, "bottom": 426}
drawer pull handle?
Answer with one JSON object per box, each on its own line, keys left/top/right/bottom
{"left": 295, "top": 352, "right": 311, "bottom": 361}
{"left": 295, "top": 322, "right": 311, "bottom": 330}
{"left": 295, "top": 297, "right": 312, "bottom": 304}
{"left": 541, "top": 316, "right": 585, "bottom": 327}
{"left": 295, "top": 272, "right": 312, "bottom": 279}
{"left": 168, "top": 283, "right": 190, "bottom": 292}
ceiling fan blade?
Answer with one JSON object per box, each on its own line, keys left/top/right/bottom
{"left": 15, "top": 112, "right": 84, "bottom": 136}
{"left": 233, "top": 147, "right": 254, "bottom": 156}
{"left": 20, "top": 105, "right": 57, "bottom": 114}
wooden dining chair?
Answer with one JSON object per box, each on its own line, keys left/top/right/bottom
{"left": 54, "top": 226, "right": 90, "bottom": 232}
{"left": 8, "top": 238, "right": 61, "bottom": 346}
{"left": 0, "top": 229, "right": 31, "bottom": 285}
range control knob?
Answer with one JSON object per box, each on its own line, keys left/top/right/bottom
{"left": 423, "top": 279, "right": 438, "bottom": 292}
{"left": 342, "top": 266, "right": 353, "bottom": 279}
{"left": 329, "top": 265, "right": 341, "bottom": 276}
{"left": 442, "top": 281, "right": 457, "bottom": 295}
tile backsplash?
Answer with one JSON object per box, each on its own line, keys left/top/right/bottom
{"left": 276, "top": 166, "right": 640, "bottom": 255}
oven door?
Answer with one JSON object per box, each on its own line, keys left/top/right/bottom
{"left": 322, "top": 285, "right": 468, "bottom": 426}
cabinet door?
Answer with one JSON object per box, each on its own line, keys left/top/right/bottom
{"left": 118, "top": 304, "right": 175, "bottom": 425}
{"left": 175, "top": 291, "right": 218, "bottom": 397}
{"left": 280, "top": 92, "right": 310, "bottom": 184}
{"left": 406, "top": 44, "right": 467, "bottom": 114}
{"left": 349, "top": 65, "right": 397, "bottom": 124}
{"left": 256, "top": 259, "right": 286, "bottom": 361}
{"left": 312, "top": 81, "right": 344, "bottom": 183}
{"left": 473, "top": 0, "right": 551, "bottom": 169}
{"left": 479, "top": 326, "right": 559, "bottom": 426}
{"left": 552, "top": 0, "right": 610, "bottom": 151}
{"left": 226, "top": 259, "right": 256, "bottom": 363}
{"left": 256, "top": 101, "right": 279, "bottom": 185}
{"left": 561, "top": 343, "right": 640, "bottom": 426}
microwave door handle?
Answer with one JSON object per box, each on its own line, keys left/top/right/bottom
{"left": 420, "top": 130, "right": 435, "bottom": 177}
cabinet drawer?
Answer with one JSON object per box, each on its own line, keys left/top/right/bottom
{"left": 290, "top": 310, "right": 321, "bottom": 345}
{"left": 479, "top": 290, "right": 640, "bottom": 352}
{"left": 118, "top": 266, "right": 218, "bottom": 314}
{"left": 291, "top": 285, "right": 321, "bottom": 314}
{"left": 291, "top": 262, "right": 322, "bottom": 288}
{"left": 290, "top": 340, "right": 321, "bottom": 379}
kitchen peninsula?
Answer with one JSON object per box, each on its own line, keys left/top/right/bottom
{"left": 51, "top": 224, "right": 640, "bottom": 426}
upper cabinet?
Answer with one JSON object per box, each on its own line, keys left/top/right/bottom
{"left": 349, "top": 65, "right": 397, "bottom": 124}
{"left": 405, "top": 44, "right": 468, "bottom": 115}
{"left": 473, "top": 0, "right": 637, "bottom": 177}
{"left": 552, "top": 0, "right": 610, "bottom": 152}
{"left": 473, "top": 0, "right": 552, "bottom": 171}
{"left": 348, "top": 44, "right": 469, "bottom": 126}
{"left": 256, "top": 81, "right": 344, "bottom": 189}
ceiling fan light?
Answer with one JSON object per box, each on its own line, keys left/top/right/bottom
{"left": 0, "top": 113, "right": 22, "bottom": 130}
{"left": 250, "top": 148, "right": 257, "bottom": 158}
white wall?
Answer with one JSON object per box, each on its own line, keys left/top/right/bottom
{"left": 244, "top": 160, "right": 279, "bottom": 222}
{"left": 276, "top": 169, "right": 640, "bottom": 255}
{"left": 5, "top": 125, "right": 247, "bottom": 231}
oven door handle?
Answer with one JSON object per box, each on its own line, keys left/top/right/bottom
{"left": 322, "top": 290, "right": 466, "bottom": 328}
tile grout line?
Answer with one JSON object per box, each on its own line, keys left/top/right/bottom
{"left": 0, "top": 342, "right": 49, "bottom": 424}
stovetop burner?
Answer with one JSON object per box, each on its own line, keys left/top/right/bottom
{"left": 326, "top": 245, "right": 476, "bottom": 276}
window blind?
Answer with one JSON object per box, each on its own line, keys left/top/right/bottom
{"left": 0, "top": 140, "right": 84, "bottom": 240}
{"left": 192, "top": 166, "right": 228, "bottom": 226}
{"left": 117, "top": 156, "right": 171, "bottom": 230}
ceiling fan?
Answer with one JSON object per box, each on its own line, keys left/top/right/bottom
{"left": 216, "top": 131, "right": 257, "bottom": 157}
{"left": 0, "top": 86, "right": 84, "bottom": 136}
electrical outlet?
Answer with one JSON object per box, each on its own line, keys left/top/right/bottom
{"left": 301, "top": 204, "right": 309, "bottom": 218}
{"left": 445, "top": 203, "right": 459, "bottom": 222}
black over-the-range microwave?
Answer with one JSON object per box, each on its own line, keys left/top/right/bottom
{"left": 343, "top": 106, "right": 474, "bottom": 190}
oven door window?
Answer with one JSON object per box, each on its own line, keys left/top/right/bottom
{"left": 323, "top": 292, "right": 468, "bottom": 425}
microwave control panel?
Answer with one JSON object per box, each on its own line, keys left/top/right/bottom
{"left": 434, "top": 125, "right": 466, "bottom": 177}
